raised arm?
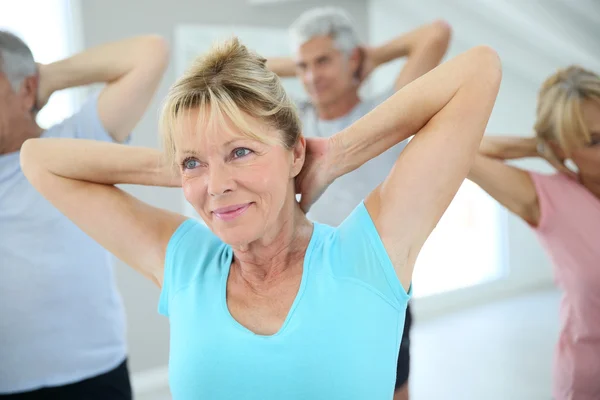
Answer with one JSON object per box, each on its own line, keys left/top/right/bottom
{"left": 468, "top": 135, "right": 546, "bottom": 227}
{"left": 478, "top": 136, "right": 538, "bottom": 159}
{"left": 328, "top": 46, "right": 502, "bottom": 290}
{"left": 19, "top": 138, "right": 186, "bottom": 286}
{"left": 368, "top": 20, "right": 452, "bottom": 91}
{"left": 469, "top": 153, "right": 539, "bottom": 226}
{"left": 37, "top": 35, "right": 169, "bottom": 142}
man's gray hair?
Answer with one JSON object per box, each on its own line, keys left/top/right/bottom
{"left": 0, "top": 30, "right": 36, "bottom": 92}
{"left": 289, "top": 7, "right": 361, "bottom": 56}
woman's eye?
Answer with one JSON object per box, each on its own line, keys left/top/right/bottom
{"left": 232, "top": 148, "right": 251, "bottom": 159}
{"left": 183, "top": 159, "right": 200, "bottom": 169}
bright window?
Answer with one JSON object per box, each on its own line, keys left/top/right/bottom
{"left": 0, "top": 0, "right": 81, "bottom": 129}
{"left": 411, "top": 180, "right": 507, "bottom": 298}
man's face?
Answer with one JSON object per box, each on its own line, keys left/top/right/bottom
{"left": 294, "top": 35, "right": 359, "bottom": 108}
{"left": 0, "top": 71, "right": 38, "bottom": 154}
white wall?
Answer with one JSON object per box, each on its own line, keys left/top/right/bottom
{"left": 368, "top": 0, "right": 600, "bottom": 317}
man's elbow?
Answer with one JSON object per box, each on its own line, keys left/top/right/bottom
{"left": 138, "top": 35, "right": 170, "bottom": 73}
{"left": 428, "top": 19, "right": 452, "bottom": 51}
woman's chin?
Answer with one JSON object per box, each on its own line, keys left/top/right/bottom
{"left": 213, "top": 226, "right": 257, "bottom": 248}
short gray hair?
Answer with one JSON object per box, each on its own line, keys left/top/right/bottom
{"left": 289, "top": 7, "right": 361, "bottom": 56}
{"left": 0, "top": 30, "right": 36, "bottom": 92}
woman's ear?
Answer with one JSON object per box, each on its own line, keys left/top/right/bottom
{"left": 291, "top": 136, "right": 306, "bottom": 178}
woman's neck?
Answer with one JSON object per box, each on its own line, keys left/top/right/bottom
{"left": 231, "top": 203, "right": 313, "bottom": 290}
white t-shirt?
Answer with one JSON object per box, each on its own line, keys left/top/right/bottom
{"left": 295, "top": 89, "right": 408, "bottom": 226}
{"left": 0, "top": 95, "right": 127, "bottom": 393}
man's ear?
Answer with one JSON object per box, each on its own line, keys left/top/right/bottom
{"left": 19, "top": 74, "right": 39, "bottom": 113}
{"left": 291, "top": 135, "right": 306, "bottom": 178}
{"left": 349, "top": 47, "right": 363, "bottom": 80}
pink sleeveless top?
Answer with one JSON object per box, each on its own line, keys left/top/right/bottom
{"left": 529, "top": 172, "right": 600, "bottom": 400}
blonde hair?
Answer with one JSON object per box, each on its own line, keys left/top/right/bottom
{"left": 534, "top": 65, "right": 600, "bottom": 156}
{"left": 160, "top": 37, "right": 301, "bottom": 166}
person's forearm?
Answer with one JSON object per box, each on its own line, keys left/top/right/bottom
{"left": 329, "top": 46, "right": 501, "bottom": 179}
{"left": 265, "top": 57, "right": 297, "bottom": 78}
{"left": 479, "top": 136, "right": 538, "bottom": 160}
{"left": 39, "top": 35, "right": 167, "bottom": 95}
{"left": 371, "top": 20, "right": 451, "bottom": 67}
{"left": 20, "top": 138, "right": 179, "bottom": 187}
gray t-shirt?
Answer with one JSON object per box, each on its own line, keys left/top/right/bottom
{"left": 296, "top": 89, "right": 407, "bottom": 226}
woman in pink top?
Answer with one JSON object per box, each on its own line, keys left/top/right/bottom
{"left": 468, "top": 65, "right": 600, "bottom": 400}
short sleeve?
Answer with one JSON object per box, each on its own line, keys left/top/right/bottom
{"left": 528, "top": 172, "right": 561, "bottom": 233}
{"left": 41, "top": 92, "right": 130, "bottom": 143}
{"left": 158, "top": 219, "right": 230, "bottom": 317}
{"left": 331, "top": 202, "right": 411, "bottom": 310}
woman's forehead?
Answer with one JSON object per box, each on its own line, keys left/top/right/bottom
{"left": 176, "top": 124, "right": 253, "bottom": 152}
{"left": 173, "top": 107, "right": 277, "bottom": 152}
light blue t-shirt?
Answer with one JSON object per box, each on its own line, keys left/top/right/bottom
{"left": 158, "top": 202, "right": 410, "bottom": 400}
{"left": 0, "top": 96, "right": 127, "bottom": 393}
{"left": 296, "top": 89, "right": 408, "bottom": 227}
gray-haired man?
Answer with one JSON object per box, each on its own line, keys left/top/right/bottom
{"left": 0, "top": 32, "right": 168, "bottom": 399}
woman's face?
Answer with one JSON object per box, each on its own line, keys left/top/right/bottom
{"left": 174, "top": 107, "right": 305, "bottom": 247}
{"left": 571, "top": 99, "right": 600, "bottom": 184}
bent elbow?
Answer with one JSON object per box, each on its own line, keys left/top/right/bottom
{"left": 139, "top": 35, "right": 170, "bottom": 72}
{"left": 419, "top": 20, "right": 452, "bottom": 59}
{"left": 430, "top": 19, "right": 453, "bottom": 46}
{"left": 19, "top": 138, "right": 47, "bottom": 188}
{"left": 471, "top": 46, "right": 503, "bottom": 83}
{"left": 19, "top": 139, "right": 38, "bottom": 175}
